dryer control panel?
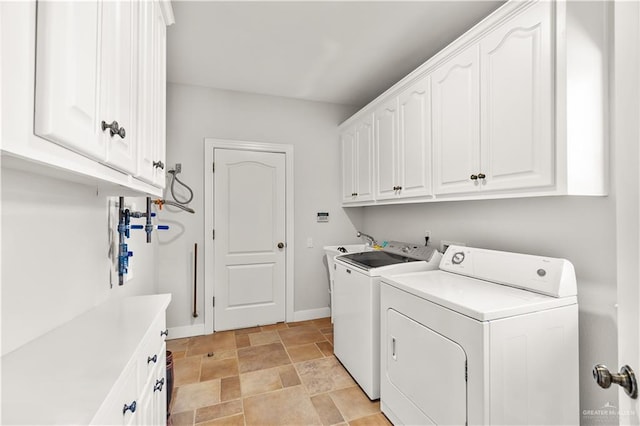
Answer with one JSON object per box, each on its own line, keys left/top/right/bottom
{"left": 441, "top": 245, "right": 577, "bottom": 298}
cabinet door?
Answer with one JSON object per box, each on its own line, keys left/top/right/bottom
{"left": 398, "top": 76, "right": 433, "bottom": 199}
{"left": 480, "top": 1, "right": 554, "bottom": 192}
{"left": 102, "top": 0, "right": 137, "bottom": 174}
{"left": 341, "top": 127, "right": 357, "bottom": 203}
{"left": 136, "top": 0, "right": 156, "bottom": 184}
{"left": 355, "top": 116, "right": 374, "bottom": 202}
{"left": 34, "top": 1, "right": 106, "bottom": 161}
{"left": 136, "top": 0, "right": 166, "bottom": 187}
{"left": 374, "top": 98, "right": 399, "bottom": 200}
{"left": 152, "top": 2, "right": 168, "bottom": 188}
{"left": 432, "top": 45, "right": 481, "bottom": 195}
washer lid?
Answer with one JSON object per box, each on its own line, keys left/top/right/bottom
{"left": 381, "top": 270, "right": 577, "bottom": 321}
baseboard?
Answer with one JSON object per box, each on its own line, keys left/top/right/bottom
{"left": 293, "top": 307, "right": 331, "bottom": 322}
{"left": 167, "top": 323, "right": 206, "bottom": 340}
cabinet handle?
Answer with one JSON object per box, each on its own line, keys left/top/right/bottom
{"left": 101, "top": 120, "right": 126, "bottom": 139}
{"left": 392, "top": 186, "right": 398, "bottom": 191}
{"left": 147, "top": 354, "right": 158, "bottom": 364}
{"left": 477, "top": 173, "right": 486, "bottom": 179}
{"left": 122, "top": 400, "right": 137, "bottom": 415}
{"left": 397, "top": 186, "right": 402, "bottom": 191}
{"left": 154, "top": 377, "right": 165, "bottom": 392}
{"left": 470, "top": 174, "right": 478, "bottom": 181}
{"left": 160, "top": 329, "right": 168, "bottom": 337}
{"left": 346, "top": 269, "right": 351, "bottom": 274}
{"left": 351, "top": 192, "right": 357, "bottom": 197}
{"left": 153, "top": 160, "right": 165, "bottom": 170}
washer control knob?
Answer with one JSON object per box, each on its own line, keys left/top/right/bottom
{"left": 452, "top": 251, "right": 465, "bottom": 265}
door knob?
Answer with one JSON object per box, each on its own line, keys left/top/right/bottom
{"left": 277, "top": 242, "right": 285, "bottom": 249}
{"left": 593, "top": 364, "right": 638, "bottom": 399}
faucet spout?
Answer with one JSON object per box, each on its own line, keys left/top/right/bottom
{"left": 357, "top": 231, "right": 377, "bottom": 247}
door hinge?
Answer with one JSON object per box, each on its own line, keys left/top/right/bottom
{"left": 465, "top": 360, "right": 468, "bottom": 382}
{"left": 212, "top": 229, "right": 215, "bottom": 240}
{"left": 212, "top": 296, "right": 215, "bottom": 307}
{"left": 212, "top": 162, "right": 215, "bottom": 173}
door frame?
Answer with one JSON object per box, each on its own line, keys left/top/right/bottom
{"left": 203, "top": 138, "right": 294, "bottom": 334}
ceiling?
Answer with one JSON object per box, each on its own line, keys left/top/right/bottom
{"left": 167, "top": 1, "right": 504, "bottom": 108}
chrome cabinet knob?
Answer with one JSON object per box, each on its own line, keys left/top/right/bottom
{"left": 153, "top": 161, "right": 165, "bottom": 170}
{"left": 147, "top": 354, "right": 158, "bottom": 364}
{"left": 277, "top": 242, "right": 285, "bottom": 249}
{"left": 593, "top": 364, "right": 638, "bottom": 399}
{"left": 101, "top": 120, "right": 126, "bottom": 139}
{"left": 470, "top": 174, "right": 478, "bottom": 180}
{"left": 478, "top": 173, "right": 486, "bottom": 179}
{"left": 160, "top": 329, "right": 168, "bottom": 337}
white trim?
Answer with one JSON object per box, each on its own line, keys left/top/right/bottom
{"left": 293, "top": 307, "right": 331, "bottom": 323}
{"left": 167, "top": 323, "right": 205, "bottom": 340}
{"left": 204, "top": 138, "right": 295, "bottom": 335}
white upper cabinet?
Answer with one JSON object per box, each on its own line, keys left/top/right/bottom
{"left": 137, "top": 0, "right": 167, "bottom": 186}
{"left": 398, "top": 76, "right": 432, "bottom": 199}
{"left": 375, "top": 76, "right": 433, "bottom": 201}
{"left": 4, "top": 0, "right": 173, "bottom": 195}
{"left": 101, "top": 0, "right": 138, "bottom": 174}
{"left": 479, "top": 1, "right": 553, "bottom": 192}
{"left": 432, "top": 45, "right": 481, "bottom": 195}
{"left": 342, "top": 115, "right": 374, "bottom": 204}
{"left": 433, "top": 1, "right": 553, "bottom": 196}
{"left": 34, "top": 1, "right": 105, "bottom": 161}
{"left": 374, "top": 98, "right": 399, "bottom": 200}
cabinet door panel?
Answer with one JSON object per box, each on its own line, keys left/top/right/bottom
{"left": 34, "top": 1, "right": 105, "bottom": 160}
{"left": 136, "top": 0, "right": 155, "bottom": 184}
{"left": 480, "top": 1, "right": 554, "bottom": 191}
{"left": 153, "top": 3, "right": 168, "bottom": 188}
{"left": 355, "top": 117, "right": 374, "bottom": 201}
{"left": 375, "top": 99, "right": 399, "bottom": 200}
{"left": 432, "top": 46, "right": 481, "bottom": 195}
{"left": 341, "top": 128, "right": 356, "bottom": 203}
{"left": 398, "top": 76, "right": 432, "bottom": 199}
{"left": 102, "top": 0, "right": 137, "bottom": 174}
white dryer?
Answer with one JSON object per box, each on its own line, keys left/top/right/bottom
{"left": 380, "top": 246, "right": 579, "bottom": 425}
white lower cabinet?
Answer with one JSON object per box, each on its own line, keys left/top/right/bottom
{"left": 1, "top": 295, "right": 172, "bottom": 425}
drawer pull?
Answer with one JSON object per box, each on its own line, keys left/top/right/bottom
{"left": 101, "top": 120, "right": 126, "bottom": 139}
{"left": 122, "top": 400, "right": 137, "bottom": 415}
{"left": 147, "top": 354, "right": 158, "bottom": 364}
{"left": 160, "top": 329, "right": 168, "bottom": 337}
{"left": 154, "top": 377, "right": 165, "bottom": 392}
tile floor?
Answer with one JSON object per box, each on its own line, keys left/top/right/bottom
{"left": 166, "top": 318, "right": 391, "bottom": 426}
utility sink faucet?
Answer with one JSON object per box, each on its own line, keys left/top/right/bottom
{"left": 357, "top": 231, "right": 377, "bottom": 247}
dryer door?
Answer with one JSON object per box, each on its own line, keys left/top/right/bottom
{"left": 386, "top": 309, "right": 467, "bottom": 425}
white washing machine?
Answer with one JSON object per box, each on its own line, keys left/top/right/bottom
{"left": 380, "top": 246, "right": 579, "bottom": 425}
{"left": 333, "top": 241, "right": 442, "bottom": 400}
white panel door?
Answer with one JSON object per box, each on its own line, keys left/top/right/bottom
{"left": 34, "top": 1, "right": 106, "bottom": 161}
{"left": 102, "top": 0, "right": 137, "bottom": 174}
{"left": 398, "top": 76, "right": 433, "bottom": 199}
{"left": 374, "top": 98, "right": 399, "bottom": 200}
{"left": 480, "top": 1, "right": 554, "bottom": 192}
{"left": 432, "top": 45, "right": 481, "bottom": 195}
{"left": 214, "top": 149, "right": 286, "bottom": 330}
{"left": 355, "top": 116, "right": 374, "bottom": 201}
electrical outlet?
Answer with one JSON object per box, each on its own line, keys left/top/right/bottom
{"left": 441, "top": 240, "right": 466, "bottom": 253}
{"left": 307, "top": 237, "right": 314, "bottom": 248}
{"left": 175, "top": 163, "right": 182, "bottom": 173}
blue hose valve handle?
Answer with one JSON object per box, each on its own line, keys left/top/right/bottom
{"left": 131, "top": 225, "right": 144, "bottom": 230}
{"left": 157, "top": 225, "right": 169, "bottom": 230}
